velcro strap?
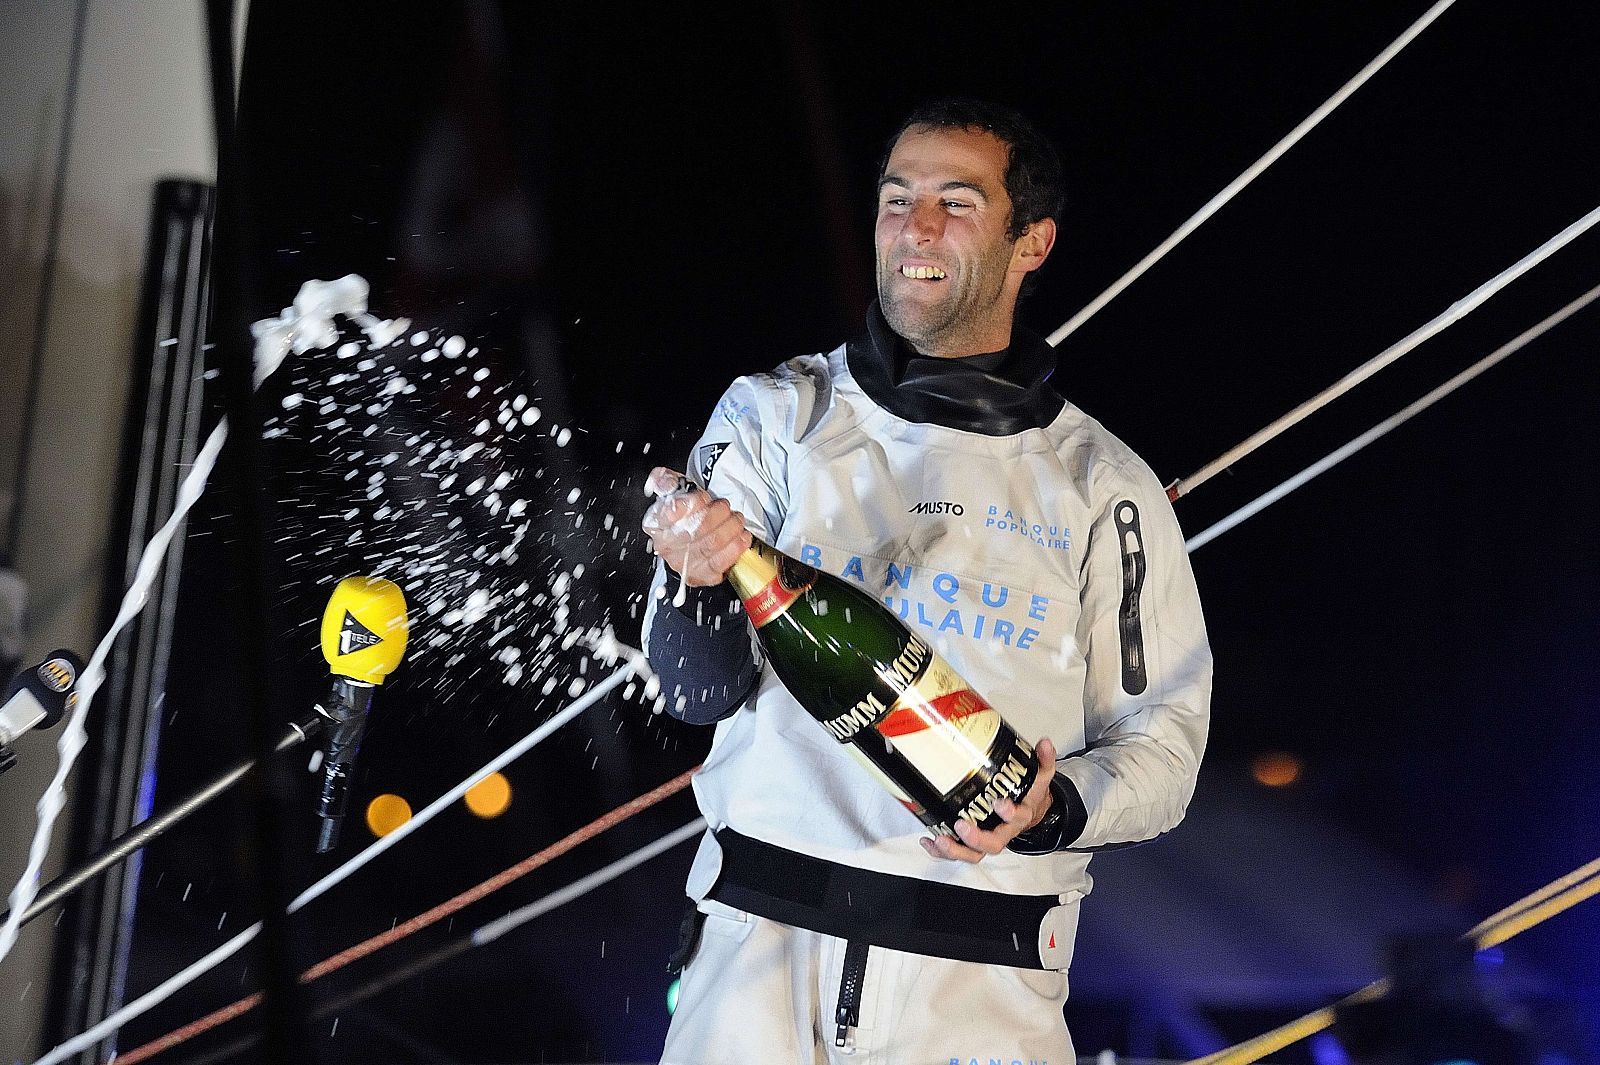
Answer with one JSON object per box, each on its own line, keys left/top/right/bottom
{"left": 707, "top": 828, "right": 1055, "bottom": 969}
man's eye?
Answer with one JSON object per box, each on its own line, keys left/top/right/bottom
{"left": 944, "top": 201, "right": 973, "bottom": 211}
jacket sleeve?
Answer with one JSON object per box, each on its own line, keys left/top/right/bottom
{"left": 1054, "top": 456, "right": 1212, "bottom": 849}
{"left": 641, "top": 374, "right": 791, "bottom": 723}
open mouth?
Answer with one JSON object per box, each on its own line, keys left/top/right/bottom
{"left": 899, "top": 264, "right": 947, "bottom": 280}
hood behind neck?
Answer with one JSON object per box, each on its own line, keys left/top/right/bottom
{"left": 845, "top": 301, "right": 1065, "bottom": 435}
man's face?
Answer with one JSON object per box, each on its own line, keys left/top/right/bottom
{"left": 875, "top": 125, "right": 1043, "bottom": 358}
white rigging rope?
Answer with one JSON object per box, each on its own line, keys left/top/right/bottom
{"left": 0, "top": 423, "right": 226, "bottom": 965}
{"left": 1184, "top": 280, "right": 1600, "bottom": 552}
{"left": 0, "top": 276, "right": 401, "bottom": 965}
{"left": 1047, "top": 0, "right": 1458, "bottom": 347}
{"left": 28, "top": 655, "right": 644, "bottom": 1065}
{"left": 1168, "top": 200, "right": 1600, "bottom": 500}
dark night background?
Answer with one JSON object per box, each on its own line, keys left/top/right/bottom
{"left": 106, "top": 2, "right": 1600, "bottom": 1062}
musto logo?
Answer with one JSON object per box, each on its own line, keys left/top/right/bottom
{"left": 985, "top": 506, "right": 1069, "bottom": 552}
{"left": 910, "top": 501, "right": 963, "bottom": 516}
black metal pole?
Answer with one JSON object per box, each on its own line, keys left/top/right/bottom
{"left": 202, "top": 2, "right": 312, "bottom": 1062}
{"left": 3, "top": 712, "right": 325, "bottom": 929}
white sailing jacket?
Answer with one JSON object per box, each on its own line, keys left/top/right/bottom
{"left": 645, "top": 330, "right": 1211, "bottom": 923}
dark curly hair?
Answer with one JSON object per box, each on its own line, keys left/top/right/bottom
{"left": 877, "top": 98, "right": 1066, "bottom": 241}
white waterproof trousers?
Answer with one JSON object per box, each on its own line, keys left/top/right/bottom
{"left": 661, "top": 900, "right": 1074, "bottom": 1065}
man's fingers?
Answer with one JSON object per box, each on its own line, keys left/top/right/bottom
{"left": 642, "top": 492, "right": 700, "bottom": 536}
{"left": 920, "top": 833, "right": 984, "bottom": 864}
{"left": 921, "top": 742, "right": 1065, "bottom": 866}
{"left": 645, "top": 466, "right": 691, "bottom": 498}
{"left": 953, "top": 817, "right": 1010, "bottom": 856}
{"left": 644, "top": 490, "right": 724, "bottom": 544}
{"left": 695, "top": 529, "right": 752, "bottom": 584}
{"left": 1018, "top": 761, "right": 1055, "bottom": 811}
{"left": 656, "top": 503, "right": 751, "bottom": 586}
{"left": 640, "top": 464, "right": 752, "bottom": 585}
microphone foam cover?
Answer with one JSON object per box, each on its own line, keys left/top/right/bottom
{"left": 320, "top": 576, "right": 409, "bottom": 684}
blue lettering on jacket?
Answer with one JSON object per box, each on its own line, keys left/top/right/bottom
{"left": 984, "top": 505, "right": 1070, "bottom": 552}
{"left": 800, "top": 544, "right": 1051, "bottom": 654}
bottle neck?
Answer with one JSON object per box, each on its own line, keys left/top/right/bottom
{"left": 725, "top": 539, "right": 815, "bottom": 629}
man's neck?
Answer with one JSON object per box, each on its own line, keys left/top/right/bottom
{"left": 901, "top": 306, "right": 1015, "bottom": 359}
{"left": 907, "top": 325, "right": 1013, "bottom": 359}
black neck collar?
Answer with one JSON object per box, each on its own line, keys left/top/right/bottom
{"left": 845, "top": 302, "right": 1066, "bottom": 435}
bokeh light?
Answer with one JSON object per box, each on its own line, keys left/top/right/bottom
{"left": 465, "top": 771, "right": 513, "bottom": 818}
{"left": 1250, "top": 751, "right": 1304, "bottom": 788}
{"left": 366, "top": 793, "right": 414, "bottom": 837}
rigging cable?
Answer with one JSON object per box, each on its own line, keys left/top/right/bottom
{"left": 108, "top": 817, "right": 711, "bottom": 1065}
{"left": 1047, "top": 0, "right": 1457, "bottom": 347}
{"left": 1168, "top": 201, "right": 1600, "bottom": 502}
{"left": 1185, "top": 278, "right": 1600, "bottom": 550}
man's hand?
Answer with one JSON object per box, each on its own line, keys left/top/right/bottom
{"left": 641, "top": 466, "right": 753, "bottom": 587}
{"left": 919, "top": 737, "right": 1058, "bottom": 863}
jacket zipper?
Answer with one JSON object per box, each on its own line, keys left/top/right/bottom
{"left": 1114, "top": 501, "right": 1149, "bottom": 695}
{"left": 834, "top": 940, "right": 870, "bottom": 1051}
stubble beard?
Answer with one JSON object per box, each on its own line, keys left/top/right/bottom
{"left": 876, "top": 247, "right": 1014, "bottom": 358}
{"left": 878, "top": 270, "right": 963, "bottom": 354}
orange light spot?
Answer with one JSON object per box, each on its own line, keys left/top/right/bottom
{"left": 465, "top": 771, "right": 512, "bottom": 818}
{"left": 365, "top": 793, "right": 413, "bottom": 837}
{"left": 1251, "top": 751, "right": 1303, "bottom": 788}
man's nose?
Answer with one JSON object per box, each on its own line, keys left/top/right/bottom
{"left": 905, "top": 199, "right": 944, "bottom": 243}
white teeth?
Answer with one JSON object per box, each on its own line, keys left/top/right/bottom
{"left": 900, "top": 264, "right": 946, "bottom": 280}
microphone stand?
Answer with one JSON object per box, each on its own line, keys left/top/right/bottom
{"left": 0, "top": 708, "right": 326, "bottom": 928}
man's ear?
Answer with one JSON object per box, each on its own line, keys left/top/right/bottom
{"left": 1013, "top": 217, "right": 1057, "bottom": 274}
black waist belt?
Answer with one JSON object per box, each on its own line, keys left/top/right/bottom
{"left": 707, "top": 828, "right": 1057, "bottom": 969}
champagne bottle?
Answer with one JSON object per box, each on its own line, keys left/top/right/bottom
{"left": 724, "top": 539, "right": 1039, "bottom": 838}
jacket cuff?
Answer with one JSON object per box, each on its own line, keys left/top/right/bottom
{"left": 667, "top": 578, "right": 742, "bottom": 619}
{"left": 1005, "top": 775, "right": 1088, "bottom": 855}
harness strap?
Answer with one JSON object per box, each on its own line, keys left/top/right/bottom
{"left": 706, "top": 827, "right": 1057, "bottom": 970}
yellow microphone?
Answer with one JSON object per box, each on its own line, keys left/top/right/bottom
{"left": 320, "top": 575, "right": 409, "bottom": 683}
{"left": 314, "top": 576, "right": 409, "bottom": 852}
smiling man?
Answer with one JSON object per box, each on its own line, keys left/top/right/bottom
{"left": 642, "top": 99, "right": 1212, "bottom": 1064}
